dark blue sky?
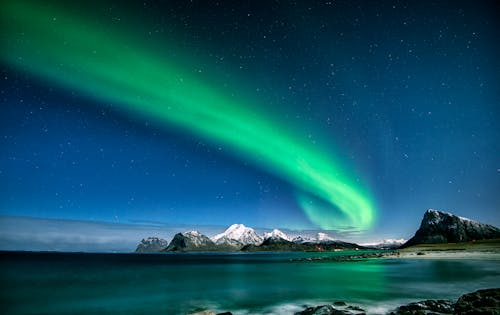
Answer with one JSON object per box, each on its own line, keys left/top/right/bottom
{"left": 1, "top": 0, "right": 499, "bottom": 241}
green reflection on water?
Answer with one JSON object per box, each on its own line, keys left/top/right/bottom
{"left": 1, "top": 252, "right": 499, "bottom": 315}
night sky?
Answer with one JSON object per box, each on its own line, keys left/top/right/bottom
{"left": 1, "top": 0, "right": 499, "bottom": 243}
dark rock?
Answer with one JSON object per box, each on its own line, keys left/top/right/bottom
{"left": 346, "top": 305, "right": 365, "bottom": 311}
{"left": 289, "top": 252, "right": 385, "bottom": 263}
{"left": 243, "top": 235, "right": 370, "bottom": 252}
{"left": 186, "top": 311, "right": 215, "bottom": 315}
{"left": 295, "top": 305, "right": 361, "bottom": 315}
{"left": 299, "top": 288, "right": 500, "bottom": 315}
{"left": 301, "top": 240, "right": 371, "bottom": 251}
{"left": 216, "top": 312, "right": 233, "bottom": 315}
{"left": 401, "top": 209, "right": 500, "bottom": 248}
{"left": 454, "top": 288, "right": 500, "bottom": 314}
{"left": 391, "top": 299, "right": 454, "bottom": 314}
{"left": 296, "top": 305, "right": 318, "bottom": 314}
{"left": 295, "top": 305, "right": 336, "bottom": 315}
{"left": 240, "top": 244, "right": 259, "bottom": 251}
{"left": 242, "top": 237, "right": 305, "bottom": 251}
{"left": 135, "top": 237, "right": 169, "bottom": 252}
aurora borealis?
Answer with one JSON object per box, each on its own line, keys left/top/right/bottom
{"left": 2, "top": 1, "right": 374, "bottom": 230}
{"left": 1, "top": 0, "right": 499, "bottom": 242}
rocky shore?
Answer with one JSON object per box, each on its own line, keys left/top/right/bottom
{"left": 296, "top": 288, "right": 500, "bottom": 315}
{"left": 289, "top": 252, "right": 386, "bottom": 262}
{"left": 188, "top": 288, "right": 500, "bottom": 315}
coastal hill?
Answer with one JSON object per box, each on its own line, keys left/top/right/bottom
{"left": 401, "top": 209, "right": 500, "bottom": 248}
{"left": 135, "top": 237, "right": 169, "bottom": 253}
{"left": 164, "top": 231, "right": 220, "bottom": 252}
{"left": 241, "top": 236, "right": 304, "bottom": 252}
{"left": 241, "top": 235, "right": 370, "bottom": 252}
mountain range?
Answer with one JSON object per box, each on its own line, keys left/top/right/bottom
{"left": 361, "top": 239, "right": 407, "bottom": 249}
{"left": 135, "top": 223, "right": 365, "bottom": 252}
{"left": 135, "top": 209, "right": 500, "bottom": 252}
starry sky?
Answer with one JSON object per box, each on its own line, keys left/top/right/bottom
{"left": 1, "top": 0, "right": 499, "bottom": 244}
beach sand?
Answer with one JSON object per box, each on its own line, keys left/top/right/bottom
{"left": 384, "top": 239, "right": 500, "bottom": 260}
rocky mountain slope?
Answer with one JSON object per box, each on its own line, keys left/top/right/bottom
{"left": 242, "top": 236, "right": 304, "bottom": 251}
{"left": 165, "top": 231, "right": 220, "bottom": 252}
{"left": 135, "top": 237, "right": 169, "bottom": 253}
{"left": 263, "top": 229, "right": 290, "bottom": 241}
{"left": 302, "top": 239, "right": 370, "bottom": 251}
{"left": 401, "top": 209, "right": 500, "bottom": 248}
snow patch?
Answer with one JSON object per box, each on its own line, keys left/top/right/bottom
{"left": 316, "top": 232, "right": 335, "bottom": 242}
{"left": 263, "top": 229, "right": 290, "bottom": 241}
{"left": 361, "top": 239, "right": 407, "bottom": 246}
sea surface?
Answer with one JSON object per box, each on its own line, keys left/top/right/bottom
{"left": 1, "top": 250, "right": 499, "bottom": 315}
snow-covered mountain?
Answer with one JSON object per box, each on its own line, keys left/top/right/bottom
{"left": 316, "top": 232, "right": 335, "bottom": 242}
{"left": 291, "top": 235, "right": 316, "bottom": 244}
{"left": 263, "top": 229, "right": 290, "bottom": 241}
{"left": 211, "top": 224, "right": 263, "bottom": 246}
{"left": 362, "top": 239, "right": 407, "bottom": 249}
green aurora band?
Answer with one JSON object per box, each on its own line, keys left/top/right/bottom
{"left": 2, "top": 2, "right": 375, "bottom": 230}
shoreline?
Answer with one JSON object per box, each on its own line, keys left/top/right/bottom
{"left": 189, "top": 288, "right": 500, "bottom": 315}
{"left": 383, "top": 250, "right": 500, "bottom": 260}
{"left": 383, "top": 239, "right": 500, "bottom": 260}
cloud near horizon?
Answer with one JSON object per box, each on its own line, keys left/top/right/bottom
{"left": 0, "top": 216, "right": 215, "bottom": 252}
{"left": 0, "top": 216, "right": 378, "bottom": 252}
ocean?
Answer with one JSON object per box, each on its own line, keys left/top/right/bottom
{"left": 1, "top": 251, "right": 499, "bottom": 315}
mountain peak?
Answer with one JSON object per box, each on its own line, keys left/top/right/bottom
{"left": 264, "top": 229, "right": 290, "bottom": 241}
{"left": 135, "top": 237, "right": 169, "bottom": 253}
{"left": 212, "top": 223, "right": 263, "bottom": 245}
{"left": 229, "top": 223, "right": 245, "bottom": 229}
{"left": 184, "top": 230, "right": 201, "bottom": 237}
{"left": 166, "top": 231, "right": 218, "bottom": 251}
{"left": 402, "top": 209, "right": 500, "bottom": 248}
{"left": 316, "top": 232, "right": 335, "bottom": 242}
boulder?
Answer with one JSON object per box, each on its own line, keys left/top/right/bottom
{"left": 295, "top": 304, "right": 361, "bottom": 315}
{"left": 390, "top": 299, "right": 454, "bottom": 314}
{"left": 186, "top": 311, "right": 215, "bottom": 315}
{"left": 295, "top": 305, "right": 336, "bottom": 315}
{"left": 454, "top": 288, "right": 500, "bottom": 314}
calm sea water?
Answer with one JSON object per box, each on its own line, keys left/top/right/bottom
{"left": 1, "top": 251, "right": 499, "bottom": 315}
